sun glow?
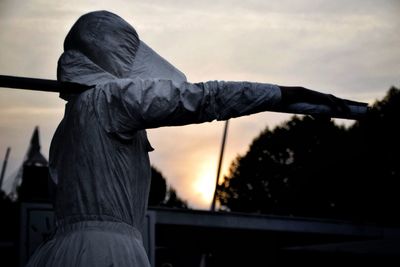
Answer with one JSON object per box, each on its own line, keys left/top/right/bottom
{"left": 192, "top": 159, "right": 218, "bottom": 209}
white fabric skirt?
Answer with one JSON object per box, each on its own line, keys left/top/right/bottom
{"left": 26, "top": 220, "right": 151, "bottom": 267}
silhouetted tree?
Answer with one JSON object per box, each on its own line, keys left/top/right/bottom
{"left": 149, "top": 166, "right": 188, "bottom": 209}
{"left": 217, "top": 116, "right": 347, "bottom": 217}
{"left": 217, "top": 87, "right": 400, "bottom": 225}
{"left": 162, "top": 187, "right": 189, "bottom": 209}
{"left": 347, "top": 87, "right": 400, "bottom": 225}
{"left": 149, "top": 167, "right": 168, "bottom": 206}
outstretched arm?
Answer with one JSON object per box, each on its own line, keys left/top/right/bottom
{"left": 94, "top": 79, "right": 281, "bottom": 132}
{"left": 94, "top": 79, "right": 365, "bottom": 136}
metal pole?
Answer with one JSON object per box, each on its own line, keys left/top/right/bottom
{"left": 210, "top": 120, "right": 229, "bottom": 211}
{"left": 0, "top": 75, "right": 89, "bottom": 93}
{"left": 0, "top": 147, "right": 11, "bottom": 189}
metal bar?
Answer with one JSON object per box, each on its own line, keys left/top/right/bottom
{"left": 270, "top": 101, "right": 369, "bottom": 120}
{"left": 210, "top": 120, "right": 229, "bottom": 211}
{"left": 153, "top": 208, "right": 383, "bottom": 239}
{"left": 0, "top": 75, "right": 89, "bottom": 93}
{"left": 0, "top": 147, "right": 11, "bottom": 188}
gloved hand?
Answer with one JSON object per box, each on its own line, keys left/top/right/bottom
{"left": 279, "top": 86, "right": 351, "bottom": 118}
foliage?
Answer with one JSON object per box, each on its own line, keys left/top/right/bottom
{"left": 149, "top": 166, "right": 188, "bottom": 209}
{"left": 217, "top": 87, "right": 400, "bottom": 225}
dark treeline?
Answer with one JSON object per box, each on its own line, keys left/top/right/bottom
{"left": 0, "top": 165, "right": 188, "bottom": 208}
{"left": 149, "top": 166, "right": 189, "bottom": 209}
{"left": 217, "top": 87, "right": 400, "bottom": 226}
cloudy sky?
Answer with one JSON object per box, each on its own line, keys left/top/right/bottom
{"left": 0, "top": 0, "right": 399, "bottom": 208}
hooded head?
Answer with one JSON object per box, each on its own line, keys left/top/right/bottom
{"left": 57, "top": 11, "right": 186, "bottom": 94}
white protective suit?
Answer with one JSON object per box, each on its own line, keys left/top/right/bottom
{"left": 26, "top": 11, "right": 281, "bottom": 266}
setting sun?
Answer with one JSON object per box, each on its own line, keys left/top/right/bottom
{"left": 192, "top": 159, "right": 218, "bottom": 208}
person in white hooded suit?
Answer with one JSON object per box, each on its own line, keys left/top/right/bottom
{"left": 26, "top": 10, "right": 360, "bottom": 267}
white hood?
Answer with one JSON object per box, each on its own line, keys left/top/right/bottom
{"left": 57, "top": 10, "right": 186, "bottom": 97}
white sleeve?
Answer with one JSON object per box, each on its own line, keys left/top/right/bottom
{"left": 94, "top": 78, "right": 281, "bottom": 135}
